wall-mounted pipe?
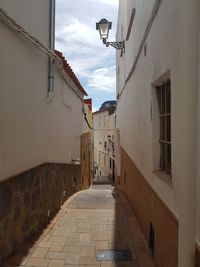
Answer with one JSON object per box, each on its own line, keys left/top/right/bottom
{"left": 48, "top": 0, "right": 55, "bottom": 95}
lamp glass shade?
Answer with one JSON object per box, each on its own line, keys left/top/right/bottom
{"left": 96, "top": 18, "right": 112, "bottom": 40}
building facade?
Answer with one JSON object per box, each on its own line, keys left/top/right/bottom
{"left": 0, "top": 0, "right": 88, "bottom": 263}
{"left": 81, "top": 98, "right": 93, "bottom": 188}
{"left": 116, "top": 1, "right": 200, "bottom": 267}
{"left": 93, "top": 101, "right": 116, "bottom": 183}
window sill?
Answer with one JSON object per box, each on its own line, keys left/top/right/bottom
{"left": 153, "top": 170, "right": 173, "bottom": 188}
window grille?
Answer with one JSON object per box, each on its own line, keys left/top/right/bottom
{"left": 156, "top": 80, "right": 171, "bottom": 175}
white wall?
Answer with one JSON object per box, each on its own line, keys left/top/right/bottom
{"left": 0, "top": 1, "right": 83, "bottom": 180}
{"left": 116, "top": 0, "right": 199, "bottom": 266}
{"left": 0, "top": 0, "right": 50, "bottom": 46}
{"left": 117, "top": 0, "right": 180, "bottom": 212}
{"left": 45, "top": 68, "right": 83, "bottom": 164}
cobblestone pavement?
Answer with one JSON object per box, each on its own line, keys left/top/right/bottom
{"left": 5, "top": 185, "right": 156, "bottom": 267}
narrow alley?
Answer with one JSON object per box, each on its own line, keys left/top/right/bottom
{"left": 1, "top": 0, "right": 200, "bottom": 266}
{"left": 5, "top": 185, "right": 155, "bottom": 267}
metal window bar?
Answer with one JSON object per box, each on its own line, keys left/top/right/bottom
{"left": 157, "top": 80, "right": 171, "bottom": 175}
{"left": 164, "top": 82, "right": 168, "bottom": 172}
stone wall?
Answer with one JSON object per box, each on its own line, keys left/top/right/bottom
{"left": 0, "top": 163, "right": 82, "bottom": 264}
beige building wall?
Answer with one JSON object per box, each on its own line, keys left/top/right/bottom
{"left": 0, "top": 1, "right": 83, "bottom": 181}
{"left": 93, "top": 110, "right": 115, "bottom": 179}
{"left": 116, "top": 0, "right": 199, "bottom": 266}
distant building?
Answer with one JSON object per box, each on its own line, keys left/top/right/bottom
{"left": 93, "top": 101, "right": 116, "bottom": 183}
{"left": 99, "top": 100, "right": 116, "bottom": 110}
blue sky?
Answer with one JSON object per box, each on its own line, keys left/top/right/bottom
{"left": 55, "top": 0, "right": 119, "bottom": 111}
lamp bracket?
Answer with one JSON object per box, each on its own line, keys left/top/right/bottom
{"left": 104, "top": 41, "right": 125, "bottom": 50}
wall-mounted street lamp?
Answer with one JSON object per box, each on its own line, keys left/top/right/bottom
{"left": 96, "top": 18, "right": 124, "bottom": 50}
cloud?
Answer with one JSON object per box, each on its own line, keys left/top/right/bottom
{"left": 88, "top": 67, "right": 116, "bottom": 92}
{"left": 90, "top": 0, "right": 119, "bottom": 7}
{"left": 55, "top": 0, "right": 118, "bottom": 108}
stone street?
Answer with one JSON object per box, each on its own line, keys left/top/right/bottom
{"left": 5, "top": 185, "right": 156, "bottom": 267}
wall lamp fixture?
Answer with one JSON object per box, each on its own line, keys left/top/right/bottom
{"left": 96, "top": 18, "right": 124, "bottom": 50}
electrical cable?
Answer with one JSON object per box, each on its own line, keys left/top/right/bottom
{"left": 0, "top": 8, "right": 84, "bottom": 102}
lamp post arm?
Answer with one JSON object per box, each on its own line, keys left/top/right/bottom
{"left": 102, "top": 39, "right": 125, "bottom": 50}
{"left": 106, "top": 41, "right": 124, "bottom": 50}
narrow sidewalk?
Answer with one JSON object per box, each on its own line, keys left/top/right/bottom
{"left": 5, "top": 185, "right": 156, "bottom": 267}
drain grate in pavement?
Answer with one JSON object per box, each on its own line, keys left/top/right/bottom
{"left": 96, "top": 250, "right": 133, "bottom": 261}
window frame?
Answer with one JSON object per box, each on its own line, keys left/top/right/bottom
{"left": 156, "top": 79, "right": 172, "bottom": 176}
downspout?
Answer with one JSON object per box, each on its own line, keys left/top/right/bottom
{"left": 48, "top": 0, "right": 55, "bottom": 97}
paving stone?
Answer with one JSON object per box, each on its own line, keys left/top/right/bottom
{"left": 31, "top": 247, "right": 49, "bottom": 258}
{"left": 48, "top": 259, "right": 65, "bottom": 267}
{"left": 91, "top": 233, "right": 108, "bottom": 241}
{"left": 80, "top": 233, "right": 91, "bottom": 241}
{"left": 53, "top": 229, "right": 66, "bottom": 237}
{"left": 5, "top": 186, "right": 156, "bottom": 267}
{"left": 45, "top": 251, "right": 68, "bottom": 260}
{"left": 76, "top": 240, "right": 96, "bottom": 247}
{"left": 81, "top": 246, "right": 95, "bottom": 257}
{"left": 49, "top": 242, "right": 65, "bottom": 252}
{"left": 64, "top": 253, "right": 80, "bottom": 265}
{"left": 79, "top": 256, "right": 100, "bottom": 266}
{"left": 37, "top": 241, "right": 52, "bottom": 248}
{"left": 26, "top": 258, "right": 50, "bottom": 267}
{"left": 76, "top": 226, "right": 92, "bottom": 233}
{"left": 49, "top": 236, "right": 66, "bottom": 242}
{"left": 95, "top": 241, "right": 109, "bottom": 250}
{"left": 63, "top": 245, "right": 82, "bottom": 254}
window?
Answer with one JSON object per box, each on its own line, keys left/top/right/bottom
{"left": 98, "top": 152, "right": 101, "bottom": 164}
{"left": 156, "top": 80, "right": 171, "bottom": 175}
{"left": 104, "top": 141, "right": 107, "bottom": 149}
{"left": 104, "top": 155, "right": 106, "bottom": 166}
{"left": 99, "top": 117, "right": 101, "bottom": 127}
{"left": 94, "top": 148, "right": 97, "bottom": 161}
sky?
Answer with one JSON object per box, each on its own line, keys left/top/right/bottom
{"left": 55, "top": 0, "right": 119, "bottom": 112}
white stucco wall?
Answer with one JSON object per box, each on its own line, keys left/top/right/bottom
{"left": 45, "top": 68, "right": 83, "bottom": 164}
{"left": 117, "top": 0, "right": 180, "bottom": 212}
{"left": 116, "top": 0, "right": 199, "bottom": 266}
{"left": 0, "top": 0, "right": 49, "bottom": 46}
{"left": 0, "top": 1, "right": 83, "bottom": 180}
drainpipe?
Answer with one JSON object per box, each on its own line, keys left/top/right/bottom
{"left": 48, "top": 0, "right": 55, "bottom": 97}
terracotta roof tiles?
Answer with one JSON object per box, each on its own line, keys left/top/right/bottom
{"left": 55, "top": 50, "right": 87, "bottom": 96}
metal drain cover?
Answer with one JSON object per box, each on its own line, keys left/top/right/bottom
{"left": 96, "top": 250, "right": 133, "bottom": 261}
